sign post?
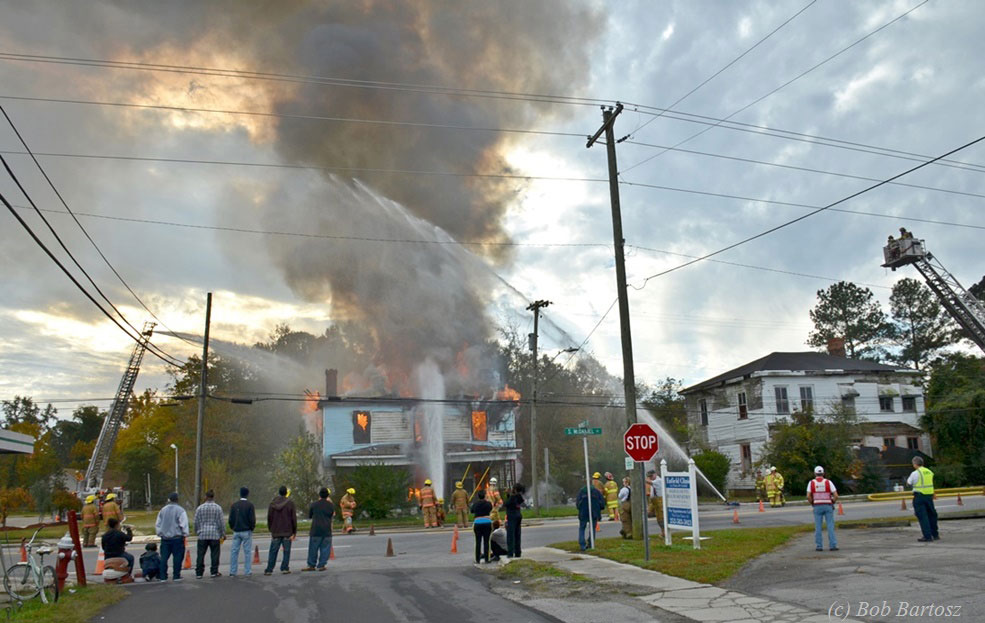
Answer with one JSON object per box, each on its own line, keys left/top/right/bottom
{"left": 565, "top": 422, "right": 601, "bottom": 549}
{"left": 624, "top": 423, "right": 659, "bottom": 560}
{"left": 661, "top": 458, "right": 701, "bottom": 549}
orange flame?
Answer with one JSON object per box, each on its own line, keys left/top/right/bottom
{"left": 471, "top": 410, "right": 488, "bottom": 441}
{"left": 407, "top": 487, "right": 421, "bottom": 502}
{"left": 303, "top": 390, "right": 321, "bottom": 412}
{"left": 356, "top": 412, "right": 369, "bottom": 431}
{"left": 496, "top": 383, "right": 521, "bottom": 401}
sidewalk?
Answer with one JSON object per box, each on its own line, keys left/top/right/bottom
{"left": 508, "top": 547, "right": 863, "bottom": 622}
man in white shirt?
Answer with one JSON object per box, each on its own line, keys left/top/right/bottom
{"left": 806, "top": 466, "right": 838, "bottom": 552}
{"left": 907, "top": 456, "right": 939, "bottom": 542}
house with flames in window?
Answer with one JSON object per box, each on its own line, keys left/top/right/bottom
{"left": 316, "top": 369, "right": 522, "bottom": 501}
{"left": 680, "top": 346, "right": 930, "bottom": 492}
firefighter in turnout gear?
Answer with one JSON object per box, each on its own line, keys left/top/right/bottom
{"left": 451, "top": 481, "right": 469, "bottom": 528}
{"left": 591, "top": 472, "right": 604, "bottom": 496}
{"left": 102, "top": 492, "right": 124, "bottom": 524}
{"left": 81, "top": 495, "right": 100, "bottom": 547}
{"left": 755, "top": 470, "right": 766, "bottom": 502}
{"left": 765, "top": 467, "right": 784, "bottom": 507}
{"left": 487, "top": 477, "right": 503, "bottom": 522}
{"left": 340, "top": 488, "right": 357, "bottom": 534}
{"left": 420, "top": 479, "right": 438, "bottom": 528}
{"left": 603, "top": 472, "right": 620, "bottom": 521}
{"left": 435, "top": 499, "right": 446, "bottom": 527}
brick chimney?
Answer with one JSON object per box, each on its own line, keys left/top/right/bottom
{"left": 325, "top": 368, "right": 338, "bottom": 397}
{"left": 827, "top": 337, "right": 846, "bottom": 358}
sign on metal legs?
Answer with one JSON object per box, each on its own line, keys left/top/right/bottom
{"left": 661, "top": 458, "right": 701, "bottom": 549}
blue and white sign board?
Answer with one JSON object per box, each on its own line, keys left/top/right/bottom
{"left": 660, "top": 458, "right": 701, "bottom": 549}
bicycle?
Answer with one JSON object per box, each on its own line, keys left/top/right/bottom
{"left": 3, "top": 526, "right": 58, "bottom": 604}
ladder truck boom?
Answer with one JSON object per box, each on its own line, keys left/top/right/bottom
{"left": 83, "top": 321, "right": 156, "bottom": 490}
{"left": 882, "top": 235, "right": 985, "bottom": 353}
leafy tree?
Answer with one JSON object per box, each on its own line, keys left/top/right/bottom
{"left": 50, "top": 405, "right": 105, "bottom": 468}
{"left": 921, "top": 354, "right": 985, "bottom": 485}
{"left": 759, "top": 408, "right": 860, "bottom": 492}
{"left": 334, "top": 464, "right": 411, "bottom": 519}
{"left": 641, "top": 378, "right": 688, "bottom": 442}
{"left": 271, "top": 431, "right": 323, "bottom": 504}
{"left": 692, "top": 450, "right": 731, "bottom": 496}
{"left": 52, "top": 488, "right": 82, "bottom": 514}
{"left": 0, "top": 487, "right": 32, "bottom": 527}
{"left": 807, "top": 282, "right": 888, "bottom": 359}
{"left": 886, "top": 278, "right": 957, "bottom": 370}
{"left": 0, "top": 397, "right": 62, "bottom": 490}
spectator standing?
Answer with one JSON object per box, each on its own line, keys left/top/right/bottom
{"left": 503, "top": 483, "right": 525, "bottom": 558}
{"left": 193, "top": 490, "right": 226, "bottom": 579}
{"left": 228, "top": 487, "right": 257, "bottom": 577}
{"left": 101, "top": 517, "right": 133, "bottom": 577}
{"left": 303, "top": 487, "right": 335, "bottom": 571}
{"left": 470, "top": 489, "right": 493, "bottom": 564}
{"left": 807, "top": 466, "right": 839, "bottom": 552}
{"left": 647, "top": 470, "right": 665, "bottom": 536}
{"left": 576, "top": 484, "right": 605, "bottom": 551}
{"left": 489, "top": 520, "right": 508, "bottom": 561}
{"left": 618, "top": 476, "right": 632, "bottom": 539}
{"left": 154, "top": 492, "right": 189, "bottom": 581}
{"left": 907, "top": 456, "right": 940, "bottom": 542}
{"left": 264, "top": 485, "right": 297, "bottom": 575}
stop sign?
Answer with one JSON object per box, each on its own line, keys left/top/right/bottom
{"left": 624, "top": 423, "right": 659, "bottom": 462}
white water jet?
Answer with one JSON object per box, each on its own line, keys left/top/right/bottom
{"left": 636, "top": 406, "right": 728, "bottom": 502}
{"left": 414, "top": 359, "right": 446, "bottom": 498}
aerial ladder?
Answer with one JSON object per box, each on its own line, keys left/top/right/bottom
{"left": 82, "top": 321, "right": 157, "bottom": 491}
{"left": 882, "top": 234, "right": 985, "bottom": 353}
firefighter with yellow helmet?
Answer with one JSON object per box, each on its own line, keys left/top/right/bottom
{"left": 420, "top": 479, "right": 438, "bottom": 528}
{"left": 591, "top": 472, "right": 604, "bottom": 496}
{"left": 451, "top": 481, "right": 469, "bottom": 527}
{"left": 487, "top": 477, "right": 503, "bottom": 522}
{"left": 602, "top": 472, "right": 620, "bottom": 521}
{"left": 765, "top": 466, "right": 785, "bottom": 508}
{"left": 102, "top": 492, "right": 124, "bottom": 525}
{"left": 81, "top": 494, "right": 100, "bottom": 547}
{"left": 340, "top": 488, "right": 357, "bottom": 534}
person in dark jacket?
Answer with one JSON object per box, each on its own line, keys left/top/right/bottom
{"left": 228, "top": 486, "right": 257, "bottom": 577}
{"left": 101, "top": 517, "right": 133, "bottom": 576}
{"left": 139, "top": 543, "right": 161, "bottom": 581}
{"left": 264, "top": 485, "right": 297, "bottom": 575}
{"left": 470, "top": 489, "right": 493, "bottom": 564}
{"left": 576, "top": 484, "right": 605, "bottom": 551}
{"left": 303, "top": 488, "right": 335, "bottom": 571}
{"left": 503, "top": 483, "right": 525, "bottom": 558}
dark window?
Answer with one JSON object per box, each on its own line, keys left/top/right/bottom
{"left": 774, "top": 387, "right": 789, "bottom": 414}
{"left": 907, "top": 437, "right": 919, "bottom": 450}
{"left": 740, "top": 443, "right": 752, "bottom": 473}
{"left": 471, "top": 411, "right": 488, "bottom": 441}
{"left": 841, "top": 396, "right": 856, "bottom": 413}
{"left": 353, "top": 410, "right": 372, "bottom": 444}
{"left": 699, "top": 399, "right": 708, "bottom": 426}
{"left": 883, "top": 437, "right": 896, "bottom": 448}
{"left": 902, "top": 396, "right": 917, "bottom": 412}
{"left": 879, "top": 396, "right": 894, "bottom": 412}
{"left": 799, "top": 386, "right": 814, "bottom": 412}
{"left": 738, "top": 392, "right": 748, "bottom": 420}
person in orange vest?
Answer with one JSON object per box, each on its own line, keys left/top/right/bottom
{"left": 81, "top": 495, "right": 100, "bottom": 547}
{"left": 339, "top": 488, "right": 357, "bottom": 534}
{"left": 603, "top": 472, "right": 620, "bottom": 521}
{"left": 102, "top": 492, "right": 124, "bottom": 525}
{"left": 420, "top": 479, "right": 438, "bottom": 528}
{"left": 451, "top": 481, "right": 469, "bottom": 528}
{"left": 487, "top": 477, "right": 503, "bottom": 522}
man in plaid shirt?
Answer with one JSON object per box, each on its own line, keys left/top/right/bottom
{"left": 194, "top": 490, "right": 226, "bottom": 579}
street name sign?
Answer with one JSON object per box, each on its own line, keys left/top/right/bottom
{"left": 564, "top": 427, "right": 602, "bottom": 435}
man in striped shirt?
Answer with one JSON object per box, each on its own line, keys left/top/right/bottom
{"left": 194, "top": 490, "right": 226, "bottom": 578}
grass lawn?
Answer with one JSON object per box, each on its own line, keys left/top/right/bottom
{"left": 3, "top": 585, "right": 126, "bottom": 623}
{"left": 551, "top": 525, "right": 812, "bottom": 585}
{"left": 497, "top": 559, "right": 592, "bottom": 583}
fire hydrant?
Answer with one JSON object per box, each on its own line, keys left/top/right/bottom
{"left": 56, "top": 534, "right": 76, "bottom": 592}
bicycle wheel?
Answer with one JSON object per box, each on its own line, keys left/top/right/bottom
{"left": 40, "top": 566, "right": 58, "bottom": 604}
{"left": 3, "top": 562, "right": 39, "bottom": 601}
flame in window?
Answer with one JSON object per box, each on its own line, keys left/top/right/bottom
{"left": 471, "top": 410, "right": 488, "bottom": 441}
{"left": 356, "top": 412, "right": 369, "bottom": 431}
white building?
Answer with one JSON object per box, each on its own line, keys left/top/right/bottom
{"left": 680, "top": 351, "right": 929, "bottom": 490}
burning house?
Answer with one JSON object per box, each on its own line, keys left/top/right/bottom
{"left": 317, "top": 368, "right": 521, "bottom": 501}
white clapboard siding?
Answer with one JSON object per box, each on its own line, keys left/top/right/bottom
{"left": 444, "top": 412, "right": 471, "bottom": 442}
{"left": 370, "top": 410, "right": 410, "bottom": 443}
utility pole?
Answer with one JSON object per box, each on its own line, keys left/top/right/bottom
{"left": 526, "top": 299, "right": 551, "bottom": 511}
{"left": 194, "top": 292, "right": 212, "bottom": 507}
{"left": 587, "top": 103, "right": 646, "bottom": 541}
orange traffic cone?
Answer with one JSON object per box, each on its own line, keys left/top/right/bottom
{"left": 450, "top": 526, "right": 459, "bottom": 554}
{"left": 183, "top": 539, "right": 192, "bottom": 570}
{"left": 19, "top": 539, "right": 27, "bottom": 563}
{"left": 385, "top": 538, "right": 395, "bottom": 558}
{"left": 758, "top": 500, "right": 765, "bottom": 513}
{"left": 732, "top": 509, "right": 740, "bottom": 524}
{"left": 957, "top": 493, "right": 964, "bottom": 506}
{"left": 369, "top": 524, "right": 376, "bottom": 536}
{"left": 330, "top": 547, "right": 335, "bottom": 560}
{"left": 253, "top": 545, "right": 260, "bottom": 564}
{"left": 94, "top": 548, "right": 105, "bottom": 575}
{"left": 900, "top": 498, "right": 907, "bottom": 511}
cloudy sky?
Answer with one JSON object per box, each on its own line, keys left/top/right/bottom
{"left": 1, "top": 0, "right": 982, "bottom": 415}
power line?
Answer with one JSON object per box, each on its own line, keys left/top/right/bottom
{"left": 620, "top": 0, "right": 932, "bottom": 175}
{"left": 631, "top": 132, "right": 985, "bottom": 289}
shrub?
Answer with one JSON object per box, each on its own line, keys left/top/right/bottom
{"left": 334, "top": 464, "right": 411, "bottom": 519}
{"left": 693, "top": 450, "right": 731, "bottom": 497}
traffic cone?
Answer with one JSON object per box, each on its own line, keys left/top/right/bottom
{"left": 900, "top": 498, "right": 907, "bottom": 511}
{"left": 385, "top": 538, "right": 395, "bottom": 558}
{"left": 94, "top": 548, "right": 105, "bottom": 575}
{"left": 450, "top": 526, "right": 459, "bottom": 554}
{"left": 183, "top": 539, "right": 192, "bottom": 570}
{"left": 253, "top": 545, "right": 260, "bottom": 564}
{"left": 732, "top": 509, "right": 740, "bottom": 524}
{"left": 957, "top": 493, "right": 964, "bottom": 506}
{"left": 369, "top": 524, "right": 376, "bottom": 536}
{"left": 758, "top": 500, "right": 765, "bottom": 513}
{"left": 838, "top": 502, "right": 845, "bottom": 516}
{"left": 19, "top": 539, "right": 27, "bottom": 563}
{"left": 330, "top": 547, "right": 335, "bottom": 560}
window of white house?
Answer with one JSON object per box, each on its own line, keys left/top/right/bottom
{"left": 699, "top": 399, "right": 708, "bottom": 426}
{"left": 902, "top": 396, "right": 917, "bottom": 412}
{"left": 841, "top": 396, "right": 856, "bottom": 413}
{"left": 879, "top": 396, "right": 894, "bottom": 412}
{"left": 774, "top": 387, "right": 789, "bottom": 414}
{"left": 799, "top": 386, "right": 814, "bottom": 412}
{"left": 738, "top": 392, "right": 748, "bottom": 419}
{"left": 907, "top": 437, "right": 919, "bottom": 450}
{"left": 740, "top": 443, "right": 752, "bottom": 473}
{"left": 883, "top": 437, "right": 896, "bottom": 448}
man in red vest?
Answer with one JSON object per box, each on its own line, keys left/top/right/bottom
{"left": 807, "top": 466, "right": 839, "bottom": 552}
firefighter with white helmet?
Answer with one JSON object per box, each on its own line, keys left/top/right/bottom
{"left": 451, "top": 481, "right": 469, "bottom": 527}
{"left": 487, "top": 477, "right": 503, "bottom": 522}
{"left": 420, "top": 479, "right": 438, "bottom": 528}
{"left": 603, "top": 472, "right": 620, "bottom": 521}
{"left": 340, "top": 488, "right": 357, "bottom": 534}
{"left": 81, "top": 494, "right": 100, "bottom": 547}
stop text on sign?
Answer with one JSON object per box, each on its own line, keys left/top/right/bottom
{"left": 625, "top": 436, "right": 657, "bottom": 451}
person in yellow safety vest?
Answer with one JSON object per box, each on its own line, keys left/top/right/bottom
{"left": 764, "top": 467, "right": 783, "bottom": 507}
{"left": 435, "top": 499, "right": 446, "bottom": 527}
{"left": 754, "top": 470, "right": 766, "bottom": 502}
{"left": 603, "top": 472, "right": 620, "bottom": 521}
{"left": 102, "top": 492, "right": 125, "bottom": 524}
{"left": 907, "top": 456, "right": 939, "bottom": 542}
{"left": 81, "top": 495, "right": 100, "bottom": 547}
{"left": 487, "top": 477, "right": 503, "bottom": 522}
{"left": 420, "top": 479, "right": 438, "bottom": 528}
{"left": 451, "top": 481, "right": 469, "bottom": 528}
{"left": 340, "top": 488, "right": 357, "bottom": 534}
